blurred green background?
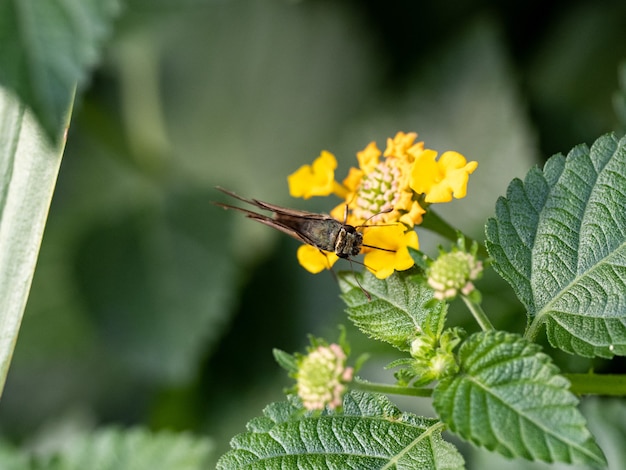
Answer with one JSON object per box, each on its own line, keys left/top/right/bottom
{"left": 2, "top": 0, "right": 626, "bottom": 467}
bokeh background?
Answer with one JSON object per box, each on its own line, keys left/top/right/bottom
{"left": 2, "top": 0, "right": 626, "bottom": 467}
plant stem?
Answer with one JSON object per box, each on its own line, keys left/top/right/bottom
{"left": 461, "top": 295, "right": 494, "bottom": 331}
{"left": 525, "top": 317, "right": 541, "bottom": 342}
{"left": 565, "top": 373, "right": 626, "bottom": 396}
{"left": 421, "top": 210, "right": 488, "bottom": 258}
{"left": 351, "top": 378, "right": 433, "bottom": 397}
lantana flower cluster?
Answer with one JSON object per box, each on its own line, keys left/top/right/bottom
{"left": 427, "top": 240, "right": 484, "bottom": 301}
{"left": 287, "top": 132, "right": 478, "bottom": 279}
{"left": 295, "top": 343, "right": 354, "bottom": 411}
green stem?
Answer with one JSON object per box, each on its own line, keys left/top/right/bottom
{"left": 461, "top": 295, "right": 494, "bottom": 331}
{"left": 351, "top": 378, "right": 433, "bottom": 397}
{"left": 525, "top": 316, "right": 541, "bottom": 342}
{"left": 421, "top": 210, "right": 489, "bottom": 258}
{"left": 565, "top": 373, "right": 626, "bottom": 396}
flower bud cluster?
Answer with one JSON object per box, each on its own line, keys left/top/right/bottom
{"left": 296, "top": 343, "right": 353, "bottom": 411}
{"left": 404, "top": 328, "right": 462, "bottom": 386}
{"left": 427, "top": 245, "right": 483, "bottom": 301}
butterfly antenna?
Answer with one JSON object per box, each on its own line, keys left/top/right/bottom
{"left": 362, "top": 244, "right": 396, "bottom": 253}
{"left": 359, "top": 207, "right": 393, "bottom": 227}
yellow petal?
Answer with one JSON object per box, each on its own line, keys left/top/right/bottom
{"left": 364, "top": 249, "right": 396, "bottom": 279}
{"left": 425, "top": 152, "right": 477, "bottom": 203}
{"left": 384, "top": 132, "right": 418, "bottom": 158}
{"left": 288, "top": 151, "right": 338, "bottom": 199}
{"left": 436, "top": 152, "right": 478, "bottom": 200}
{"left": 438, "top": 150, "right": 468, "bottom": 169}
{"left": 423, "top": 183, "right": 453, "bottom": 203}
{"left": 410, "top": 150, "right": 478, "bottom": 203}
{"left": 399, "top": 201, "right": 425, "bottom": 227}
{"left": 342, "top": 167, "right": 364, "bottom": 193}
{"left": 395, "top": 230, "right": 419, "bottom": 270}
{"left": 406, "top": 141, "right": 425, "bottom": 161}
{"left": 330, "top": 203, "right": 347, "bottom": 223}
{"left": 356, "top": 142, "right": 381, "bottom": 174}
{"left": 362, "top": 225, "right": 418, "bottom": 279}
{"left": 409, "top": 149, "right": 440, "bottom": 195}
{"left": 297, "top": 245, "right": 338, "bottom": 274}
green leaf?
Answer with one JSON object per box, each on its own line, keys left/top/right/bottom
{"left": 0, "top": 87, "right": 68, "bottom": 396}
{"left": 485, "top": 133, "right": 626, "bottom": 358}
{"left": 273, "top": 348, "right": 297, "bottom": 374}
{"left": 433, "top": 331, "right": 606, "bottom": 466}
{"left": 339, "top": 270, "right": 445, "bottom": 351}
{"left": 217, "top": 391, "right": 464, "bottom": 469}
{"left": 33, "top": 427, "right": 213, "bottom": 470}
{"left": 0, "top": 0, "right": 119, "bottom": 142}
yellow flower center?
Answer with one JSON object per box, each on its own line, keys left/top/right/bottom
{"left": 354, "top": 161, "right": 400, "bottom": 223}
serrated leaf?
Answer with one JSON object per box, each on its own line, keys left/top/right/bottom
{"left": 217, "top": 391, "right": 464, "bottom": 470}
{"left": 433, "top": 331, "right": 606, "bottom": 466}
{"left": 339, "top": 270, "right": 445, "bottom": 351}
{"left": 0, "top": 0, "right": 119, "bottom": 142}
{"left": 485, "top": 133, "right": 626, "bottom": 358}
{"left": 34, "top": 427, "right": 213, "bottom": 470}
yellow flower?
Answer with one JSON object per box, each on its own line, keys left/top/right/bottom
{"left": 410, "top": 150, "right": 478, "bottom": 203}
{"left": 288, "top": 151, "right": 346, "bottom": 199}
{"left": 362, "top": 224, "right": 419, "bottom": 279}
{"left": 297, "top": 244, "right": 339, "bottom": 274}
{"left": 286, "top": 132, "right": 476, "bottom": 280}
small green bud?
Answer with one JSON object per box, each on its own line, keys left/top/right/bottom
{"left": 410, "top": 334, "right": 436, "bottom": 359}
{"left": 429, "top": 350, "right": 458, "bottom": 379}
